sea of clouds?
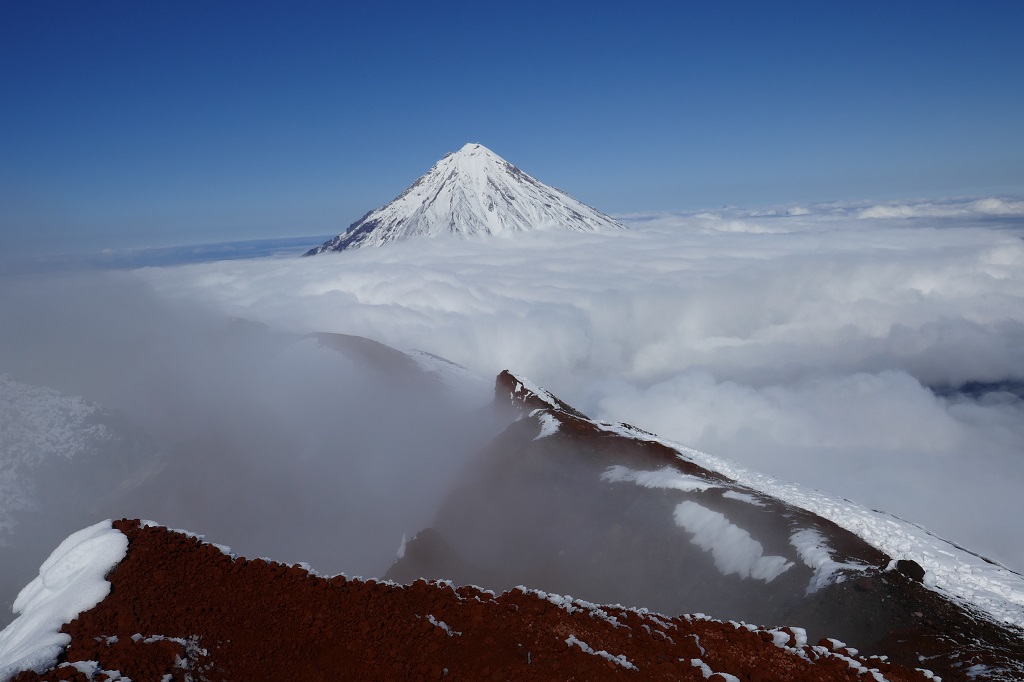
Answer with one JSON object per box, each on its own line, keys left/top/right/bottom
{"left": 2, "top": 195, "right": 1021, "bottom": 580}
{"left": 128, "top": 195, "right": 1024, "bottom": 572}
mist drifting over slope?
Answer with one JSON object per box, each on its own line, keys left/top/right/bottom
{"left": 128, "top": 196, "right": 1024, "bottom": 571}
{"left": 0, "top": 271, "right": 494, "bottom": 625}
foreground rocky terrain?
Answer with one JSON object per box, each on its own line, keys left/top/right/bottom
{"left": 9, "top": 520, "right": 939, "bottom": 681}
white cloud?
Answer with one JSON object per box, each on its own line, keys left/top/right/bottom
{"left": 857, "top": 197, "right": 1024, "bottom": 220}
{"left": 38, "top": 196, "right": 1024, "bottom": 572}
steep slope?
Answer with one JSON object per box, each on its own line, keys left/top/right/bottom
{"left": 305, "top": 143, "right": 625, "bottom": 254}
{"left": 387, "top": 371, "right": 1024, "bottom": 680}
{"left": 1, "top": 521, "right": 936, "bottom": 681}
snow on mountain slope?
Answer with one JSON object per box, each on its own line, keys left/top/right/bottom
{"left": 305, "top": 143, "right": 625, "bottom": 254}
{"left": 0, "top": 521, "right": 126, "bottom": 680}
{"left": 494, "top": 370, "right": 1024, "bottom": 629}
{"left": 391, "top": 370, "right": 1024, "bottom": 680}
{"left": 600, "top": 420, "right": 1024, "bottom": 629}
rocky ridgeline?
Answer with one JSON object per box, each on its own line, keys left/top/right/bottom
{"left": 7, "top": 359, "right": 1023, "bottom": 680}
{"left": 384, "top": 370, "right": 1024, "bottom": 681}
{"left": 13, "top": 521, "right": 933, "bottom": 681}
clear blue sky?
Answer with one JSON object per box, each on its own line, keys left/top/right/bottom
{"left": 2, "top": 1, "right": 1022, "bottom": 253}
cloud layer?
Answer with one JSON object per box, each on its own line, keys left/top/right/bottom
{"left": 128, "top": 196, "right": 1024, "bottom": 572}
{"left": 0, "top": 272, "right": 494, "bottom": 618}
{"left": 3, "top": 196, "right": 1021, "bottom": 579}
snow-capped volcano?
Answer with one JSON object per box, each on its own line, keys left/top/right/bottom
{"left": 304, "top": 143, "right": 625, "bottom": 255}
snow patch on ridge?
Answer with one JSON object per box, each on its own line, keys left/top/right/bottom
{"left": 673, "top": 501, "right": 793, "bottom": 583}
{"left": 0, "top": 521, "right": 128, "bottom": 679}
{"left": 595, "top": 420, "right": 1024, "bottom": 628}
{"left": 565, "top": 634, "right": 638, "bottom": 671}
{"left": 139, "top": 520, "right": 234, "bottom": 558}
{"left": 790, "top": 528, "right": 867, "bottom": 593}
{"left": 531, "top": 410, "right": 560, "bottom": 440}
{"left": 721, "top": 490, "right": 765, "bottom": 506}
{"left": 513, "top": 587, "right": 628, "bottom": 630}
{"left": 602, "top": 465, "right": 720, "bottom": 493}
{"left": 425, "top": 615, "right": 460, "bottom": 637}
{"left": 810, "top": 645, "right": 887, "bottom": 682}
{"left": 513, "top": 376, "right": 559, "bottom": 409}
{"left": 689, "top": 658, "right": 740, "bottom": 681}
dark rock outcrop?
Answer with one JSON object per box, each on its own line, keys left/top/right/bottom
{"left": 896, "top": 559, "right": 926, "bottom": 583}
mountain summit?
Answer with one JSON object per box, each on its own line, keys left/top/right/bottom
{"left": 304, "top": 143, "right": 625, "bottom": 255}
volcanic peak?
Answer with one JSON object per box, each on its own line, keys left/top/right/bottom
{"left": 304, "top": 143, "right": 625, "bottom": 255}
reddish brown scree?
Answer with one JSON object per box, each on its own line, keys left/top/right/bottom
{"left": 10, "top": 520, "right": 938, "bottom": 681}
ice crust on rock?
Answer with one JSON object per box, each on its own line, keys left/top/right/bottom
{"left": 140, "top": 520, "right": 234, "bottom": 558}
{"left": 689, "top": 657, "right": 740, "bottom": 681}
{"left": 425, "top": 614, "right": 460, "bottom": 637}
{"left": 0, "top": 520, "right": 128, "bottom": 680}
{"left": 565, "top": 634, "right": 638, "bottom": 671}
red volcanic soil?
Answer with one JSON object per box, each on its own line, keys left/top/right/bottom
{"left": 12, "top": 521, "right": 936, "bottom": 681}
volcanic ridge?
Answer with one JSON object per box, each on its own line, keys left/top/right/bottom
{"left": 386, "top": 371, "right": 1024, "bottom": 680}
{"left": 6, "top": 520, "right": 941, "bottom": 681}
{"left": 304, "top": 143, "right": 625, "bottom": 254}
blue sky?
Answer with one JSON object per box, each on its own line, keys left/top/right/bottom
{"left": 2, "top": 1, "right": 1022, "bottom": 253}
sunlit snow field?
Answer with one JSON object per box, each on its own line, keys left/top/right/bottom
{"left": 4, "top": 196, "right": 1024, "bottom": 574}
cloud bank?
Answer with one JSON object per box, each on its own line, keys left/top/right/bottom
{"left": 127, "top": 196, "right": 1024, "bottom": 572}
{"left": 0, "top": 272, "right": 495, "bottom": 624}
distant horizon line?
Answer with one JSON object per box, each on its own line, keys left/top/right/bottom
{"left": 7, "top": 191, "right": 1023, "bottom": 270}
